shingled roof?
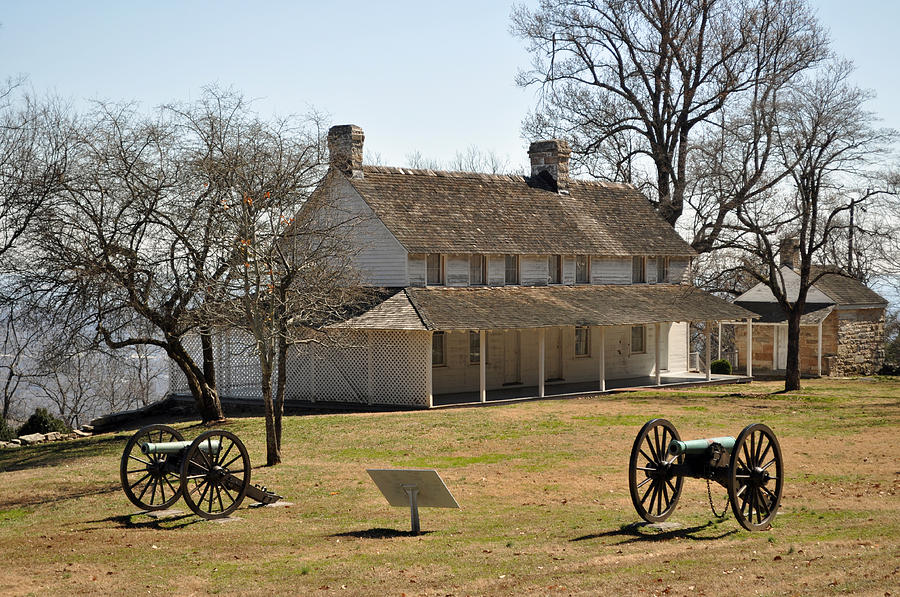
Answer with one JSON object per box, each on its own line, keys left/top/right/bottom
{"left": 335, "top": 285, "right": 756, "bottom": 331}
{"left": 735, "top": 265, "right": 887, "bottom": 307}
{"left": 344, "top": 167, "right": 695, "bottom": 256}
{"left": 809, "top": 266, "right": 887, "bottom": 306}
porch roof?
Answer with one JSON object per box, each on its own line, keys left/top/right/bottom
{"left": 335, "top": 285, "right": 757, "bottom": 331}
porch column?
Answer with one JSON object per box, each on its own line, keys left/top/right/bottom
{"left": 686, "top": 321, "right": 691, "bottom": 370}
{"left": 817, "top": 320, "right": 823, "bottom": 376}
{"left": 772, "top": 325, "right": 778, "bottom": 370}
{"left": 654, "top": 323, "right": 662, "bottom": 385}
{"left": 705, "top": 320, "right": 712, "bottom": 381}
{"left": 598, "top": 326, "right": 606, "bottom": 391}
{"left": 426, "top": 331, "right": 433, "bottom": 408}
{"left": 479, "top": 330, "right": 487, "bottom": 403}
{"left": 538, "top": 328, "right": 546, "bottom": 398}
{"left": 746, "top": 318, "right": 753, "bottom": 377}
{"left": 717, "top": 321, "right": 722, "bottom": 360}
{"left": 366, "top": 330, "right": 374, "bottom": 405}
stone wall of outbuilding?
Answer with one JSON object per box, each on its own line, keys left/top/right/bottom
{"left": 827, "top": 308, "right": 885, "bottom": 376}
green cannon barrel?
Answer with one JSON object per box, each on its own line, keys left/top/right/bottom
{"left": 141, "top": 440, "right": 221, "bottom": 455}
{"left": 667, "top": 436, "right": 735, "bottom": 457}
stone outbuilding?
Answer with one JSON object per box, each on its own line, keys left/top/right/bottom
{"left": 732, "top": 243, "right": 887, "bottom": 377}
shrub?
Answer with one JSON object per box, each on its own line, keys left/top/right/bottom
{"left": 0, "top": 418, "right": 16, "bottom": 441}
{"left": 17, "top": 407, "right": 70, "bottom": 437}
{"left": 710, "top": 359, "right": 732, "bottom": 375}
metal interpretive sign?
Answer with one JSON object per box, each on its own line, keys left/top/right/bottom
{"left": 366, "top": 469, "right": 459, "bottom": 534}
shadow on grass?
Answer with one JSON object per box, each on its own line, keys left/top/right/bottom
{"left": 571, "top": 520, "right": 737, "bottom": 544}
{"left": 0, "top": 483, "right": 121, "bottom": 510}
{"left": 0, "top": 435, "right": 124, "bottom": 472}
{"left": 331, "top": 528, "right": 433, "bottom": 539}
{"left": 83, "top": 512, "right": 201, "bottom": 531}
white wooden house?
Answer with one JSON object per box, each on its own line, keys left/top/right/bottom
{"left": 170, "top": 125, "right": 756, "bottom": 407}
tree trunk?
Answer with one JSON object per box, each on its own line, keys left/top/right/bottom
{"left": 274, "top": 335, "right": 287, "bottom": 454}
{"left": 784, "top": 309, "right": 803, "bottom": 391}
{"left": 260, "top": 355, "right": 280, "bottom": 466}
{"left": 200, "top": 326, "right": 217, "bottom": 392}
{"left": 167, "top": 337, "right": 224, "bottom": 423}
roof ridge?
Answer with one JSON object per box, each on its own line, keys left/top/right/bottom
{"left": 363, "top": 165, "right": 527, "bottom": 183}
{"left": 361, "top": 164, "right": 637, "bottom": 190}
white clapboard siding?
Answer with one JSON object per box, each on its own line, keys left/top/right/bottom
{"left": 562, "top": 255, "right": 576, "bottom": 285}
{"left": 669, "top": 258, "right": 690, "bottom": 283}
{"left": 487, "top": 255, "right": 506, "bottom": 286}
{"left": 408, "top": 254, "right": 426, "bottom": 286}
{"left": 592, "top": 257, "right": 631, "bottom": 284}
{"left": 445, "top": 255, "right": 469, "bottom": 286}
{"left": 327, "top": 177, "right": 408, "bottom": 286}
{"left": 521, "top": 255, "right": 548, "bottom": 286}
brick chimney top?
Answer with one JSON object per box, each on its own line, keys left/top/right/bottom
{"left": 528, "top": 139, "right": 571, "bottom": 195}
{"left": 779, "top": 237, "right": 800, "bottom": 270}
{"left": 327, "top": 124, "right": 364, "bottom": 178}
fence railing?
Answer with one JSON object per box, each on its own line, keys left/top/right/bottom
{"left": 690, "top": 350, "right": 739, "bottom": 373}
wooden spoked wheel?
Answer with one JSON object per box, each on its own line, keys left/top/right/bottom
{"left": 120, "top": 424, "right": 184, "bottom": 511}
{"left": 629, "top": 418, "right": 684, "bottom": 522}
{"left": 728, "top": 423, "right": 783, "bottom": 531}
{"left": 180, "top": 430, "right": 250, "bottom": 519}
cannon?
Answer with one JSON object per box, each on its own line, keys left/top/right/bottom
{"left": 628, "top": 419, "right": 783, "bottom": 531}
{"left": 119, "top": 425, "right": 281, "bottom": 519}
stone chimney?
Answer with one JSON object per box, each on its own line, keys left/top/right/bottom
{"left": 779, "top": 237, "right": 800, "bottom": 269}
{"left": 528, "top": 139, "right": 571, "bottom": 194}
{"left": 327, "top": 124, "right": 364, "bottom": 178}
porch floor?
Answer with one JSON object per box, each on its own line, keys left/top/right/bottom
{"left": 432, "top": 372, "right": 750, "bottom": 407}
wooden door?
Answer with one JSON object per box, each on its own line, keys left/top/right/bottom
{"left": 503, "top": 330, "right": 521, "bottom": 384}
{"left": 545, "top": 328, "right": 562, "bottom": 380}
{"left": 775, "top": 325, "right": 788, "bottom": 370}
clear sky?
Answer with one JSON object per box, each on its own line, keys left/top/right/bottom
{"left": 1, "top": 0, "right": 898, "bottom": 170}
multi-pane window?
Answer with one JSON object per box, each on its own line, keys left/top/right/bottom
{"left": 575, "top": 326, "right": 590, "bottom": 357}
{"left": 631, "top": 325, "right": 645, "bottom": 353}
{"left": 426, "top": 254, "right": 442, "bottom": 285}
{"left": 469, "top": 255, "right": 485, "bottom": 285}
{"left": 505, "top": 255, "right": 519, "bottom": 285}
{"left": 432, "top": 331, "right": 446, "bottom": 366}
{"left": 469, "top": 331, "right": 481, "bottom": 364}
{"left": 656, "top": 257, "right": 668, "bottom": 283}
{"left": 632, "top": 256, "right": 646, "bottom": 283}
{"left": 548, "top": 255, "right": 562, "bottom": 284}
{"left": 575, "top": 255, "right": 590, "bottom": 284}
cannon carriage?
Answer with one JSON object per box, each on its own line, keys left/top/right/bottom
{"left": 628, "top": 419, "right": 783, "bottom": 531}
{"left": 120, "top": 424, "right": 281, "bottom": 519}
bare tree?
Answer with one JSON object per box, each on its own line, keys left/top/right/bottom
{"left": 188, "top": 97, "right": 364, "bottom": 464}
{"left": 730, "top": 61, "right": 897, "bottom": 390}
{"left": 512, "top": 0, "right": 828, "bottom": 248}
{"left": 18, "top": 97, "right": 233, "bottom": 422}
{"left": 0, "top": 84, "right": 70, "bottom": 260}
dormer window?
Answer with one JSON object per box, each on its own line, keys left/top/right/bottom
{"left": 548, "top": 255, "right": 562, "bottom": 284}
{"left": 427, "top": 254, "right": 443, "bottom": 285}
{"left": 469, "top": 255, "right": 485, "bottom": 285}
{"left": 632, "top": 256, "right": 646, "bottom": 283}
{"left": 505, "top": 255, "right": 519, "bottom": 285}
{"left": 575, "top": 255, "right": 590, "bottom": 284}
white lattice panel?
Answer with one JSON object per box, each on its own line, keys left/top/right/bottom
{"left": 371, "top": 330, "right": 430, "bottom": 406}
{"left": 169, "top": 328, "right": 431, "bottom": 407}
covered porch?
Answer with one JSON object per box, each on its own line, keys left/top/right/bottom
{"left": 433, "top": 371, "right": 750, "bottom": 406}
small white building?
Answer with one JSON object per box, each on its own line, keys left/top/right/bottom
{"left": 170, "top": 125, "right": 755, "bottom": 407}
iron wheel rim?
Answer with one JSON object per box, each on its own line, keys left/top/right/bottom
{"left": 629, "top": 418, "right": 684, "bottom": 523}
{"left": 119, "top": 424, "right": 184, "bottom": 511}
{"left": 728, "top": 423, "right": 783, "bottom": 531}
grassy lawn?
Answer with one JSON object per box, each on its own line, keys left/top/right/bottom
{"left": 1, "top": 377, "right": 898, "bottom": 596}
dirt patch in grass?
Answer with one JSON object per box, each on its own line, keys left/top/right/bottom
{"left": 0, "top": 377, "right": 897, "bottom": 595}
